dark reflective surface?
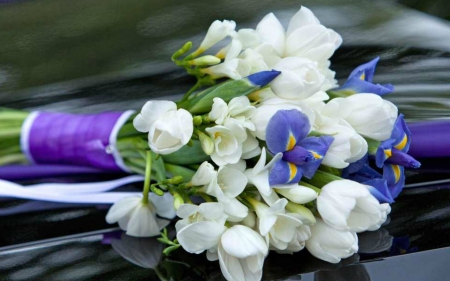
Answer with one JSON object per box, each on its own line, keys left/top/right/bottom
{"left": 0, "top": 0, "right": 450, "bottom": 280}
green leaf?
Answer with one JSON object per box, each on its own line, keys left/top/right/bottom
{"left": 186, "top": 78, "right": 259, "bottom": 114}
{"left": 161, "top": 140, "right": 209, "bottom": 165}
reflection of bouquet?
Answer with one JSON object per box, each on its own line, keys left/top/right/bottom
{"left": 0, "top": 6, "right": 421, "bottom": 281}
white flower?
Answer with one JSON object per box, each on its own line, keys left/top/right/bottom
{"left": 251, "top": 100, "right": 315, "bottom": 140}
{"left": 206, "top": 120, "right": 247, "bottom": 166}
{"left": 201, "top": 58, "right": 251, "bottom": 80}
{"left": 252, "top": 198, "right": 304, "bottom": 251}
{"left": 218, "top": 29, "right": 262, "bottom": 61}
{"left": 256, "top": 7, "right": 342, "bottom": 63}
{"left": 175, "top": 202, "right": 227, "bottom": 232}
{"left": 317, "top": 179, "right": 391, "bottom": 232}
{"left": 316, "top": 116, "right": 367, "bottom": 168}
{"left": 321, "top": 94, "right": 398, "bottom": 141}
{"left": 245, "top": 147, "right": 282, "bottom": 196}
{"left": 274, "top": 184, "right": 318, "bottom": 204}
{"left": 178, "top": 223, "right": 268, "bottom": 281}
{"left": 306, "top": 218, "right": 358, "bottom": 263}
{"left": 198, "top": 20, "right": 236, "bottom": 52}
{"left": 270, "top": 57, "right": 326, "bottom": 100}
{"left": 133, "top": 100, "right": 193, "bottom": 155}
{"left": 218, "top": 225, "right": 268, "bottom": 281}
{"left": 238, "top": 48, "right": 270, "bottom": 74}
{"left": 204, "top": 166, "right": 249, "bottom": 222}
{"left": 275, "top": 225, "right": 311, "bottom": 254}
{"left": 106, "top": 193, "right": 175, "bottom": 237}
{"left": 190, "top": 161, "right": 216, "bottom": 186}
{"left": 209, "top": 96, "right": 256, "bottom": 131}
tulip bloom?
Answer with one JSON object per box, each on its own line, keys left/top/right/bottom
{"left": 266, "top": 109, "right": 333, "bottom": 185}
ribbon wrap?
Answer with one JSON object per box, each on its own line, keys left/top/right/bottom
{"left": 21, "top": 111, "right": 134, "bottom": 172}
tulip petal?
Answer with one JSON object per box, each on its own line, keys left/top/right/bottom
{"left": 266, "top": 109, "right": 310, "bottom": 154}
{"left": 286, "top": 6, "right": 320, "bottom": 37}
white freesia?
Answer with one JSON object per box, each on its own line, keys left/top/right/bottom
{"left": 190, "top": 161, "right": 216, "bottom": 186}
{"left": 133, "top": 100, "right": 193, "bottom": 155}
{"left": 321, "top": 94, "right": 398, "bottom": 141}
{"left": 239, "top": 48, "right": 270, "bottom": 73}
{"left": 274, "top": 184, "right": 318, "bottom": 204}
{"left": 106, "top": 193, "right": 175, "bottom": 237}
{"left": 251, "top": 100, "right": 315, "bottom": 140}
{"left": 245, "top": 147, "right": 282, "bottom": 196}
{"left": 251, "top": 198, "right": 304, "bottom": 251}
{"left": 201, "top": 58, "right": 251, "bottom": 80}
{"left": 209, "top": 96, "right": 256, "bottom": 131}
{"left": 203, "top": 166, "right": 249, "bottom": 222}
{"left": 206, "top": 120, "right": 247, "bottom": 166}
{"left": 316, "top": 115, "right": 367, "bottom": 168}
{"left": 317, "top": 179, "right": 391, "bottom": 232}
{"left": 198, "top": 20, "right": 236, "bottom": 52}
{"left": 218, "top": 29, "right": 262, "bottom": 61}
{"left": 256, "top": 7, "right": 342, "bottom": 63}
{"left": 218, "top": 225, "right": 268, "bottom": 281}
{"left": 306, "top": 218, "right": 358, "bottom": 263}
{"left": 270, "top": 57, "right": 325, "bottom": 100}
{"left": 175, "top": 202, "right": 227, "bottom": 232}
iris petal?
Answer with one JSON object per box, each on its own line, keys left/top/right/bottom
{"left": 269, "top": 159, "right": 302, "bottom": 186}
{"left": 391, "top": 114, "right": 411, "bottom": 152}
{"left": 266, "top": 109, "right": 310, "bottom": 154}
{"left": 296, "top": 135, "right": 334, "bottom": 178}
{"left": 340, "top": 78, "right": 394, "bottom": 96}
{"left": 383, "top": 164, "right": 405, "bottom": 199}
{"left": 348, "top": 57, "right": 380, "bottom": 83}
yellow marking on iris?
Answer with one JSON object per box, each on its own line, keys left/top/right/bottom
{"left": 395, "top": 134, "right": 408, "bottom": 151}
{"left": 392, "top": 165, "right": 401, "bottom": 183}
{"left": 288, "top": 162, "right": 297, "bottom": 181}
{"left": 287, "top": 134, "right": 296, "bottom": 151}
{"left": 311, "top": 151, "right": 322, "bottom": 159}
{"left": 384, "top": 149, "right": 392, "bottom": 159}
{"left": 360, "top": 73, "right": 366, "bottom": 80}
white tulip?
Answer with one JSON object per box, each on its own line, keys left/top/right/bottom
{"left": 306, "top": 218, "right": 358, "bottom": 263}
{"left": 274, "top": 184, "right": 318, "bottom": 204}
{"left": 190, "top": 161, "right": 216, "bottom": 186}
{"left": 218, "top": 225, "right": 268, "bottom": 281}
{"left": 251, "top": 100, "right": 315, "bottom": 140}
{"left": 274, "top": 225, "right": 311, "bottom": 254}
{"left": 106, "top": 193, "right": 175, "bottom": 237}
{"left": 316, "top": 116, "right": 367, "bottom": 168}
{"left": 270, "top": 57, "right": 326, "bottom": 100}
{"left": 321, "top": 94, "right": 398, "bottom": 141}
{"left": 198, "top": 20, "right": 236, "bottom": 52}
{"left": 133, "top": 100, "right": 193, "bottom": 155}
{"left": 317, "top": 179, "right": 391, "bottom": 232}
{"left": 201, "top": 58, "right": 251, "bottom": 80}
{"left": 206, "top": 120, "right": 247, "bottom": 166}
{"left": 245, "top": 147, "right": 282, "bottom": 196}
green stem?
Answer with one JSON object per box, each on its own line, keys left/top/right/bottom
{"left": 181, "top": 80, "right": 202, "bottom": 101}
{"left": 304, "top": 170, "right": 342, "bottom": 188}
{"left": 142, "top": 150, "right": 152, "bottom": 204}
{"left": 299, "top": 181, "right": 322, "bottom": 193}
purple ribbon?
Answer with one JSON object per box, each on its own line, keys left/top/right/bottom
{"left": 22, "top": 111, "right": 132, "bottom": 171}
{"left": 408, "top": 120, "right": 450, "bottom": 158}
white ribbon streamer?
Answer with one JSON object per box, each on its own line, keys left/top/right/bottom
{"left": 0, "top": 175, "right": 145, "bottom": 204}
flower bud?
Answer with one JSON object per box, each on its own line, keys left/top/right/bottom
{"left": 188, "top": 55, "right": 221, "bottom": 66}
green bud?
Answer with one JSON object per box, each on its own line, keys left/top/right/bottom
{"left": 171, "top": 41, "right": 193, "bottom": 61}
{"left": 173, "top": 193, "right": 184, "bottom": 210}
{"left": 193, "top": 116, "right": 203, "bottom": 126}
{"left": 169, "top": 175, "right": 184, "bottom": 185}
{"left": 151, "top": 185, "right": 165, "bottom": 196}
{"left": 285, "top": 202, "right": 316, "bottom": 225}
{"left": 198, "top": 131, "right": 214, "bottom": 155}
{"left": 188, "top": 55, "right": 221, "bottom": 66}
{"left": 365, "top": 137, "right": 381, "bottom": 156}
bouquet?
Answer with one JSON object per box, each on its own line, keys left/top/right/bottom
{"left": 0, "top": 6, "right": 424, "bottom": 281}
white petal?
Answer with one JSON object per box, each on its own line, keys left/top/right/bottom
{"left": 221, "top": 225, "right": 268, "bottom": 258}
{"left": 134, "top": 100, "right": 176, "bottom": 132}
{"left": 150, "top": 192, "right": 176, "bottom": 219}
{"left": 106, "top": 196, "right": 141, "bottom": 224}
{"left": 286, "top": 6, "right": 320, "bottom": 37}
{"left": 256, "top": 13, "right": 285, "bottom": 56}
{"left": 177, "top": 221, "right": 227, "bottom": 254}
{"left": 126, "top": 204, "right": 161, "bottom": 237}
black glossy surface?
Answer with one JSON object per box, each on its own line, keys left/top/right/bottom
{"left": 0, "top": 0, "right": 450, "bottom": 280}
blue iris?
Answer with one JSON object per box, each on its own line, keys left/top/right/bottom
{"left": 334, "top": 57, "right": 394, "bottom": 96}
{"left": 265, "top": 109, "right": 334, "bottom": 186}
{"left": 343, "top": 114, "right": 420, "bottom": 203}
